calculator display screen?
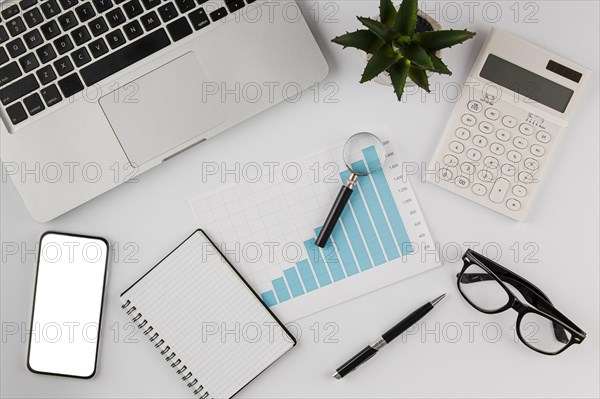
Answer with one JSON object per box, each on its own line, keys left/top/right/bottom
{"left": 480, "top": 54, "right": 574, "bottom": 113}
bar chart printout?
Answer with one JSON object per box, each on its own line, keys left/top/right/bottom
{"left": 190, "top": 133, "right": 439, "bottom": 322}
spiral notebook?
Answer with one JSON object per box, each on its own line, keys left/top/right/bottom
{"left": 120, "top": 230, "right": 295, "bottom": 398}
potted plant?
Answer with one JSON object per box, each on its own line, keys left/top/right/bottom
{"left": 332, "top": 0, "right": 476, "bottom": 101}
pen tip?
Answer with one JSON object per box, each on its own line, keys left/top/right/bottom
{"left": 332, "top": 372, "right": 342, "bottom": 380}
{"left": 431, "top": 293, "right": 446, "bottom": 307}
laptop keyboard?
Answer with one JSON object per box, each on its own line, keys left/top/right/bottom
{"left": 0, "top": 0, "right": 252, "bottom": 126}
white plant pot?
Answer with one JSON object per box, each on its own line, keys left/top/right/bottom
{"left": 361, "top": 10, "right": 442, "bottom": 86}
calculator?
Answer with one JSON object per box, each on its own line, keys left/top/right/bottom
{"left": 428, "top": 28, "right": 591, "bottom": 221}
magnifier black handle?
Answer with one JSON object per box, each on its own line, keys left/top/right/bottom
{"left": 315, "top": 185, "right": 354, "bottom": 248}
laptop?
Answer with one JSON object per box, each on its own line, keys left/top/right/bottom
{"left": 0, "top": 0, "right": 328, "bottom": 221}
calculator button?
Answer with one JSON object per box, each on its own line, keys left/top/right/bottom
{"left": 484, "top": 156, "right": 499, "bottom": 169}
{"left": 466, "top": 148, "right": 481, "bottom": 161}
{"left": 479, "top": 121, "right": 493, "bottom": 134}
{"left": 461, "top": 162, "right": 475, "bottom": 175}
{"left": 502, "top": 115, "right": 517, "bottom": 128}
{"left": 461, "top": 113, "right": 476, "bottom": 127}
{"left": 519, "top": 171, "right": 534, "bottom": 184}
{"left": 506, "top": 198, "right": 521, "bottom": 211}
{"left": 455, "top": 175, "right": 470, "bottom": 188}
{"left": 489, "top": 177, "right": 509, "bottom": 203}
{"left": 519, "top": 123, "right": 534, "bottom": 136}
{"left": 472, "top": 183, "right": 487, "bottom": 196}
{"left": 513, "top": 137, "right": 528, "bottom": 149}
{"left": 473, "top": 135, "right": 487, "bottom": 148}
{"left": 512, "top": 185, "right": 527, "bottom": 198}
{"left": 479, "top": 169, "right": 495, "bottom": 183}
{"left": 484, "top": 108, "right": 499, "bottom": 120}
{"left": 455, "top": 127, "right": 470, "bottom": 140}
{"left": 467, "top": 100, "right": 482, "bottom": 113}
{"left": 490, "top": 143, "right": 505, "bottom": 155}
{"left": 449, "top": 141, "right": 464, "bottom": 154}
{"left": 524, "top": 158, "right": 539, "bottom": 171}
{"left": 530, "top": 144, "right": 545, "bottom": 157}
{"left": 438, "top": 168, "right": 453, "bottom": 181}
{"left": 496, "top": 129, "right": 510, "bottom": 142}
{"left": 443, "top": 154, "right": 458, "bottom": 167}
{"left": 501, "top": 163, "right": 516, "bottom": 177}
{"left": 537, "top": 131, "right": 551, "bottom": 143}
{"left": 507, "top": 150, "right": 522, "bottom": 162}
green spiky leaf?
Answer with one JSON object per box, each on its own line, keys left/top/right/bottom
{"left": 379, "top": 0, "right": 397, "bottom": 27}
{"left": 427, "top": 51, "right": 452, "bottom": 75}
{"left": 389, "top": 59, "right": 410, "bottom": 100}
{"left": 393, "top": 0, "right": 418, "bottom": 35}
{"left": 332, "top": 30, "right": 384, "bottom": 54}
{"left": 413, "top": 29, "right": 476, "bottom": 50}
{"left": 360, "top": 45, "right": 401, "bottom": 83}
{"left": 408, "top": 65, "right": 430, "bottom": 92}
{"left": 398, "top": 42, "right": 433, "bottom": 69}
{"left": 357, "top": 17, "right": 398, "bottom": 44}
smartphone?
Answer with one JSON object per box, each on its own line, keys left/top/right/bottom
{"left": 27, "top": 232, "right": 109, "bottom": 379}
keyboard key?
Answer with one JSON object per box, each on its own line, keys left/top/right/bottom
{"left": 23, "top": 92, "right": 45, "bottom": 115}
{"left": 92, "top": 0, "right": 113, "bottom": 13}
{"left": 41, "top": 0, "right": 60, "bottom": 18}
{"left": 80, "top": 29, "right": 170, "bottom": 86}
{"left": 59, "top": 0, "right": 79, "bottom": 10}
{"left": 1, "top": 74, "right": 39, "bottom": 105}
{"left": 20, "top": 0, "right": 39, "bottom": 10}
{"left": 7, "top": 17, "right": 27, "bottom": 36}
{"left": 1, "top": 5, "right": 20, "bottom": 20}
{"left": 18, "top": 52, "right": 39, "bottom": 72}
{"left": 123, "top": 20, "right": 143, "bottom": 40}
{"left": 36, "top": 64, "right": 57, "bottom": 84}
{"left": 175, "top": 0, "right": 195, "bottom": 13}
{"left": 54, "top": 35, "right": 74, "bottom": 54}
{"left": 225, "top": 0, "right": 244, "bottom": 13}
{"left": 197, "top": 0, "right": 208, "bottom": 4}
{"left": 166, "top": 17, "right": 192, "bottom": 41}
{"left": 123, "top": 0, "right": 143, "bottom": 18}
{"left": 6, "top": 38, "right": 26, "bottom": 58}
{"left": 23, "top": 8, "right": 44, "bottom": 27}
{"left": 0, "top": 26, "right": 8, "bottom": 44}
{"left": 88, "top": 37, "right": 109, "bottom": 57}
{"left": 58, "top": 73, "right": 84, "bottom": 97}
{"left": 106, "top": 8, "right": 126, "bottom": 27}
{"left": 40, "top": 20, "right": 60, "bottom": 40}
{"left": 76, "top": 2, "right": 96, "bottom": 21}
{"left": 71, "top": 47, "right": 91, "bottom": 66}
{"left": 209, "top": 7, "right": 226, "bottom": 21}
{"left": 58, "top": 11, "right": 78, "bottom": 31}
{"left": 141, "top": 0, "right": 161, "bottom": 9}
{"left": 106, "top": 29, "right": 126, "bottom": 48}
{"left": 6, "top": 102, "right": 28, "bottom": 124}
{"left": 23, "top": 28, "right": 43, "bottom": 49}
{"left": 188, "top": 8, "right": 209, "bottom": 30}
{"left": 0, "top": 61, "right": 22, "bottom": 85}
{"left": 41, "top": 84, "right": 63, "bottom": 106}
{"left": 0, "top": 48, "right": 9, "bottom": 65}
{"left": 53, "top": 56, "right": 74, "bottom": 75}
{"left": 36, "top": 43, "right": 57, "bottom": 63}
{"left": 89, "top": 17, "right": 109, "bottom": 36}
{"left": 72, "top": 26, "right": 92, "bottom": 45}
{"left": 140, "top": 11, "right": 160, "bottom": 30}
{"left": 158, "top": 3, "right": 178, "bottom": 22}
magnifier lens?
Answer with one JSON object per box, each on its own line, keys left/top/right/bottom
{"left": 342, "top": 132, "right": 386, "bottom": 176}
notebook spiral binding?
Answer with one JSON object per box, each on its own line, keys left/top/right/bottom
{"left": 121, "top": 300, "right": 210, "bottom": 398}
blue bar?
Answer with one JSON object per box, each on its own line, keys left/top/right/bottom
{"left": 261, "top": 291, "right": 277, "bottom": 307}
{"left": 272, "top": 277, "right": 291, "bottom": 303}
{"left": 340, "top": 206, "right": 372, "bottom": 271}
{"left": 314, "top": 227, "right": 345, "bottom": 282}
{"left": 283, "top": 267, "right": 305, "bottom": 297}
{"left": 296, "top": 259, "right": 318, "bottom": 292}
{"left": 304, "top": 239, "right": 332, "bottom": 286}
{"left": 341, "top": 170, "right": 386, "bottom": 266}
{"left": 331, "top": 223, "right": 360, "bottom": 276}
{"left": 352, "top": 160, "right": 400, "bottom": 261}
{"left": 363, "top": 146, "right": 413, "bottom": 254}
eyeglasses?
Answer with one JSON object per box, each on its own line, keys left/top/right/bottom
{"left": 457, "top": 249, "right": 586, "bottom": 355}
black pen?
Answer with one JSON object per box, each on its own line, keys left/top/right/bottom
{"left": 332, "top": 294, "right": 446, "bottom": 379}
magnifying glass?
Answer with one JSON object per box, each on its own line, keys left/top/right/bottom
{"left": 315, "top": 132, "right": 386, "bottom": 248}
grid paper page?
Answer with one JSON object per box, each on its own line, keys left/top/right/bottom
{"left": 120, "top": 231, "right": 294, "bottom": 398}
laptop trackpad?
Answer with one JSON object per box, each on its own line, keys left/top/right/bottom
{"left": 99, "top": 52, "right": 227, "bottom": 166}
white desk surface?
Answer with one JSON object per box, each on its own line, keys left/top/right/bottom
{"left": 1, "top": 1, "right": 599, "bottom": 398}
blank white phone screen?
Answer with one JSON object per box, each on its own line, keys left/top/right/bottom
{"left": 28, "top": 233, "right": 108, "bottom": 378}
